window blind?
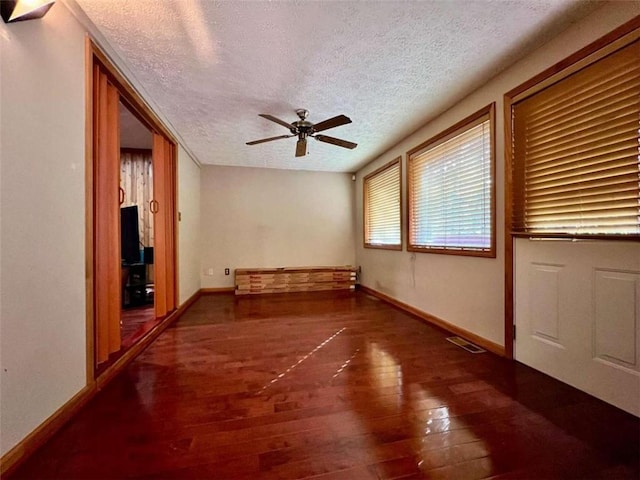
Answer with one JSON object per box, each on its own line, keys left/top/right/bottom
{"left": 364, "top": 158, "right": 401, "bottom": 249}
{"left": 408, "top": 114, "right": 493, "bottom": 254}
{"left": 512, "top": 40, "right": 640, "bottom": 236}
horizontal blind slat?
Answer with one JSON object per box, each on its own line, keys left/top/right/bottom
{"left": 364, "top": 161, "right": 401, "bottom": 246}
{"left": 523, "top": 117, "right": 638, "bottom": 166}
{"left": 409, "top": 117, "right": 492, "bottom": 249}
{"left": 512, "top": 39, "right": 640, "bottom": 236}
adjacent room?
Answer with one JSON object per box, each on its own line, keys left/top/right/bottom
{"left": 1, "top": 0, "right": 639, "bottom": 478}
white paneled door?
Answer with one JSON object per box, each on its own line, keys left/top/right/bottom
{"left": 514, "top": 238, "right": 640, "bottom": 416}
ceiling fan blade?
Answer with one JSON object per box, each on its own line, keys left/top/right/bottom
{"left": 246, "top": 134, "right": 292, "bottom": 145}
{"left": 314, "top": 134, "right": 357, "bottom": 149}
{"left": 312, "top": 114, "right": 352, "bottom": 133}
{"left": 295, "top": 137, "right": 307, "bottom": 157}
{"left": 259, "top": 114, "right": 295, "bottom": 130}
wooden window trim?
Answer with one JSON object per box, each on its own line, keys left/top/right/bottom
{"left": 363, "top": 157, "right": 403, "bottom": 250}
{"left": 406, "top": 103, "right": 496, "bottom": 258}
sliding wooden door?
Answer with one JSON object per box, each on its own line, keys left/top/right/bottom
{"left": 93, "top": 64, "right": 121, "bottom": 364}
{"left": 152, "top": 133, "right": 177, "bottom": 318}
{"left": 91, "top": 44, "right": 178, "bottom": 370}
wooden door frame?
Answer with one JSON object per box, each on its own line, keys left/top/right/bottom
{"left": 503, "top": 18, "right": 640, "bottom": 361}
{"left": 86, "top": 37, "right": 178, "bottom": 380}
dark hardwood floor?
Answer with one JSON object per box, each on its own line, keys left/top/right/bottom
{"left": 10, "top": 291, "right": 640, "bottom": 479}
{"left": 121, "top": 305, "right": 157, "bottom": 349}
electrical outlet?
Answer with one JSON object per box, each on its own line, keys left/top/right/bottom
{"left": 224, "top": 268, "right": 230, "bottom": 275}
{"left": 207, "top": 268, "right": 214, "bottom": 276}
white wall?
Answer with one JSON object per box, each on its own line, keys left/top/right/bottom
{"left": 178, "top": 146, "right": 201, "bottom": 303}
{"left": 0, "top": 4, "right": 87, "bottom": 455}
{"left": 355, "top": 1, "right": 640, "bottom": 348}
{"left": 200, "top": 166, "right": 355, "bottom": 288}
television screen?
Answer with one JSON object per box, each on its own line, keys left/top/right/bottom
{"left": 121, "top": 206, "right": 140, "bottom": 264}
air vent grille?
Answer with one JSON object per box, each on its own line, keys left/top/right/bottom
{"left": 446, "top": 336, "right": 486, "bottom": 354}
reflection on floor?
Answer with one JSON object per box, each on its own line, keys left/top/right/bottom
{"left": 121, "top": 305, "right": 157, "bottom": 349}
{"left": 11, "top": 291, "right": 640, "bottom": 479}
{"left": 94, "top": 305, "right": 158, "bottom": 378}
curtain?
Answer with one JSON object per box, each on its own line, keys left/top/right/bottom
{"left": 120, "top": 149, "right": 154, "bottom": 248}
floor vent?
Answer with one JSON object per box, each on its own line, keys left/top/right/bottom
{"left": 446, "top": 336, "right": 486, "bottom": 354}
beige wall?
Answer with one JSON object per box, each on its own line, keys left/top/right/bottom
{"left": 177, "top": 146, "right": 201, "bottom": 303}
{"left": 355, "top": 1, "right": 640, "bottom": 347}
{"left": 0, "top": 4, "right": 205, "bottom": 457}
{"left": 200, "top": 166, "right": 356, "bottom": 288}
{"left": 0, "top": 5, "right": 88, "bottom": 455}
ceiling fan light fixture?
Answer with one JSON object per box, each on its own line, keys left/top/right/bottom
{"left": 1, "top": 0, "right": 56, "bottom": 23}
{"left": 295, "top": 137, "right": 307, "bottom": 157}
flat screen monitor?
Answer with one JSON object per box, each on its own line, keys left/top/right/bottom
{"left": 121, "top": 205, "right": 140, "bottom": 264}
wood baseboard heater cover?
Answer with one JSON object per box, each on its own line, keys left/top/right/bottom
{"left": 235, "top": 266, "right": 356, "bottom": 295}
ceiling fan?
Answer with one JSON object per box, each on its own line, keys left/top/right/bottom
{"left": 246, "top": 109, "right": 357, "bottom": 157}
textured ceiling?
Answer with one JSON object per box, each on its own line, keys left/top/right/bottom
{"left": 74, "top": 0, "right": 600, "bottom": 172}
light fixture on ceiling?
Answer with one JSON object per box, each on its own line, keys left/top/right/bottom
{"left": 1, "top": 0, "right": 55, "bottom": 23}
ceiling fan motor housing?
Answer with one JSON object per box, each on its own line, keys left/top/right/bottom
{"left": 291, "top": 120, "right": 314, "bottom": 137}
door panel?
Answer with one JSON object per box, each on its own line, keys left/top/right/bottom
{"left": 164, "top": 139, "right": 176, "bottom": 313}
{"left": 152, "top": 134, "right": 167, "bottom": 318}
{"left": 594, "top": 270, "right": 638, "bottom": 367}
{"left": 94, "top": 66, "right": 121, "bottom": 365}
{"left": 515, "top": 238, "right": 640, "bottom": 416}
{"left": 152, "top": 133, "right": 176, "bottom": 319}
{"left": 529, "top": 264, "right": 562, "bottom": 345}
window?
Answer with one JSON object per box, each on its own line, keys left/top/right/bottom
{"left": 363, "top": 158, "right": 401, "bottom": 249}
{"left": 407, "top": 104, "right": 495, "bottom": 257}
{"left": 511, "top": 39, "right": 640, "bottom": 238}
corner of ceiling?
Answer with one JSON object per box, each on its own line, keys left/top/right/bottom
{"left": 60, "top": 0, "right": 204, "bottom": 169}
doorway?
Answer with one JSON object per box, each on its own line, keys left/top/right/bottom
{"left": 119, "top": 102, "right": 157, "bottom": 349}
{"left": 504, "top": 24, "right": 640, "bottom": 417}
{"left": 90, "top": 43, "right": 177, "bottom": 373}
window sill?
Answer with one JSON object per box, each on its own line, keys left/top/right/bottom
{"left": 511, "top": 232, "right": 640, "bottom": 242}
{"left": 407, "top": 245, "right": 496, "bottom": 258}
{"left": 364, "top": 243, "right": 402, "bottom": 251}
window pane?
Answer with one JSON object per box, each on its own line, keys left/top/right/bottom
{"left": 408, "top": 109, "right": 493, "bottom": 255}
{"left": 364, "top": 159, "right": 401, "bottom": 248}
{"left": 512, "top": 40, "right": 640, "bottom": 236}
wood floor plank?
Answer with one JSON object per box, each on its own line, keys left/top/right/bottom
{"left": 8, "top": 291, "right": 640, "bottom": 479}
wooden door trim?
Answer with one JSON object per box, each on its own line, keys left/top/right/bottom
{"left": 84, "top": 36, "right": 96, "bottom": 383}
{"left": 89, "top": 43, "right": 177, "bottom": 145}
{"left": 503, "top": 93, "right": 515, "bottom": 360}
